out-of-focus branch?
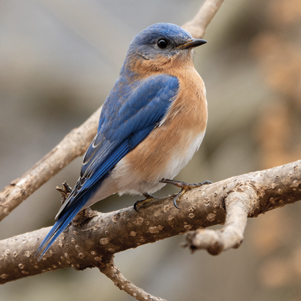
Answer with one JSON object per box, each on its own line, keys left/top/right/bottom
{"left": 0, "top": 108, "right": 101, "bottom": 222}
{"left": 182, "top": 0, "right": 225, "bottom": 38}
{"left": 1, "top": 160, "right": 300, "bottom": 284}
{"left": 0, "top": 0, "right": 225, "bottom": 223}
{"left": 99, "top": 257, "right": 166, "bottom": 301}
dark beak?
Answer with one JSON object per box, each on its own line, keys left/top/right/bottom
{"left": 178, "top": 39, "right": 207, "bottom": 49}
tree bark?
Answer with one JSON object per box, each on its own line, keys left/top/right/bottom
{"left": 1, "top": 160, "right": 300, "bottom": 283}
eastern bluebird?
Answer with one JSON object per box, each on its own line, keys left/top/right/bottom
{"left": 37, "top": 23, "right": 208, "bottom": 259}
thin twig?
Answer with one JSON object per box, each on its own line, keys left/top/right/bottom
{"left": 99, "top": 257, "right": 166, "bottom": 301}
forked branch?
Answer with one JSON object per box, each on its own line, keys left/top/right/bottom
{"left": 1, "top": 160, "right": 300, "bottom": 285}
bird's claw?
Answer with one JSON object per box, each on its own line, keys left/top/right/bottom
{"left": 160, "top": 178, "right": 212, "bottom": 209}
{"left": 134, "top": 193, "right": 155, "bottom": 212}
{"left": 173, "top": 193, "right": 181, "bottom": 209}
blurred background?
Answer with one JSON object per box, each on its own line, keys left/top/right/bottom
{"left": 0, "top": 0, "right": 301, "bottom": 300}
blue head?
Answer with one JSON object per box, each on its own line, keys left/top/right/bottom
{"left": 123, "top": 23, "right": 207, "bottom": 73}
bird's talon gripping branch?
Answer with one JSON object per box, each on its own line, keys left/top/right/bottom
{"left": 173, "top": 193, "right": 182, "bottom": 209}
{"left": 160, "top": 178, "right": 212, "bottom": 208}
{"left": 134, "top": 193, "right": 156, "bottom": 212}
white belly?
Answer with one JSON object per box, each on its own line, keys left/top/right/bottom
{"left": 111, "top": 130, "right": 206, "bottom": 195}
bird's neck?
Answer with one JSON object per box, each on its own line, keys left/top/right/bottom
{"left": 120, "top": 51, "right": 195, "bottom": 83}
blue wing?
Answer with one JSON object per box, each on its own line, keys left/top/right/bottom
{"left": 36, "top": 74, "right": 179, "bottom": 259}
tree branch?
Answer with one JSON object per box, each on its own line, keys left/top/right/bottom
{"left": 1, "top": 160, "right": 300, "bottom": 284}
{"left": 99, "top": 257, "right": 166, "bottom": 301}
{"left": 0, "top": 108, "right": 101, "bottom": 222}
{"left": 182, "top": 0, "right": 224, "bottom": 38}
{"left": 185, "top": 187, "right": 253, "bottom": 254}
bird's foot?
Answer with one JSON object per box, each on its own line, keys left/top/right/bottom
{"left": 56, "top": 181, "right": 72, "bottom": 204}
{"left": 160, "top": 178, "right": 212, "bottom": 209}
{"left": 134, "top": 193, "right": 156, "bottom": 212}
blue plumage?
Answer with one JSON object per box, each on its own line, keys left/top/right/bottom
{"left": 37, "top": 74, "right": 179, "bottom": 259}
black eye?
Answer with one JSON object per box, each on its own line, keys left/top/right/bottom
{"left": 157, "top": 39, "right": 168, "bottom": 49}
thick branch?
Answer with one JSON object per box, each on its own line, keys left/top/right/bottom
{"left": 1, "top": 160, "right": 300, "bottom": 284}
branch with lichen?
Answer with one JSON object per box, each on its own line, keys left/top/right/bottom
{"left": 1, "top": 160, "right": 300, "bottom": 286}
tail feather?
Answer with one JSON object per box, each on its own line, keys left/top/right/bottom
{"left": 36, "top": 201, "right": 84, "bottom": 260}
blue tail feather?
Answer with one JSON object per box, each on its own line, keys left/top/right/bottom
{"left": 36, "top": 201, "right": 84, "bottom": 260}
{"left": 36, "top": 128, "right": 156, "bottom": 259}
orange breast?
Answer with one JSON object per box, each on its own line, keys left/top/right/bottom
{"left": 122, "top": 66, "right": 207, "bottom": 183}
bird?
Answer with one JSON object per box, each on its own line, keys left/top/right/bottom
{"left": 36, "top": 23, "right": 209, "bottom": 259}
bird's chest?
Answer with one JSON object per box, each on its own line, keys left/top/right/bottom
{"left": 113, "top": 69, "right": 207, "bottom": 194}
{"left": 160, "top": 127, "right": 206, "bottom": 180}
{"left": 127, "top": 73, "right": 207, "bottom": 177}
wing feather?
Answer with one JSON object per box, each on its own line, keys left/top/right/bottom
{"left": 36, "top": 74, "right": 179, "bottom": 258}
